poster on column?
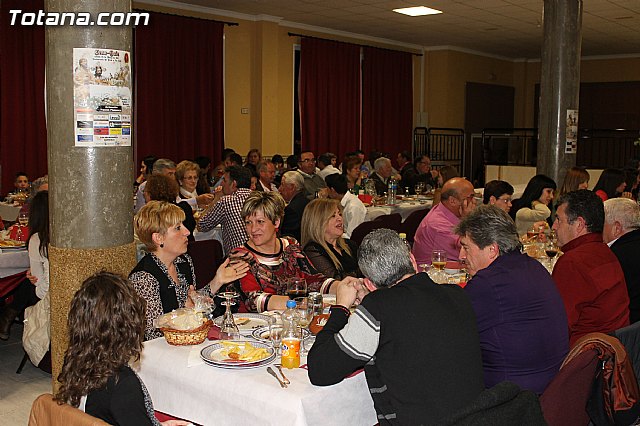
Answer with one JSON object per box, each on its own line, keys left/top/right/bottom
{"left": 73, "top": 48, "right": 132, "bottom": 147}
{"left": 565, "top": 109, "right": 578, "bottom": 154}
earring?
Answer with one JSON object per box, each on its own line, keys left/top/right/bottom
{"left": 160, "top": 243, "right": 164, "bottom": 248}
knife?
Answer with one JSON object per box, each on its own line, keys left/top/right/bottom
{"left": 267, "top": 366, "right": 287, "bottom": 388}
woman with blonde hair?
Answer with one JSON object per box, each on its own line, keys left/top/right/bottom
{"left": 558, "top": 167, "right": 590, "bottom": 197}
{"left": 175, "top": 160, "right": 201, "bottom": 203}
{"left": 302, "top": 198, "right": 360, "bottom": 280}
{"left": 228, "top": 192, "right": 356, "bottom": 312}
{"left": 130, "top": 201, "right": 248, "bottom": 340}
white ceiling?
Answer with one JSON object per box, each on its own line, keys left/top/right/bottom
{"left": 149, "top": 0, "right": 640, "bottom": 59}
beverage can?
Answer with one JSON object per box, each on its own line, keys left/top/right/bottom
{"left": 281, "top": 338, "right": 300, "bottom": 369}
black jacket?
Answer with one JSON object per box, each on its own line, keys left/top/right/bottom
{"left": 280, "top": 191, "right": 310, "bottom": 242}
{"left": 610, "top": 228, "right": 640, "bottom": 323}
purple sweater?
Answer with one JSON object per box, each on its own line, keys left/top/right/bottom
{"left": 465, "top": 251, "right": 569, "bottom": 394}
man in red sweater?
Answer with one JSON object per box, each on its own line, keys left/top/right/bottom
{"left": 552, "top": 190, "right": 629, "bottom": 346}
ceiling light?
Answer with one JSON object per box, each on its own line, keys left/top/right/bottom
{"left": 393, "top": 6, "right": 443, "bottom": 17}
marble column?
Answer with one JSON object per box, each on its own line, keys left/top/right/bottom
{"left": 45, "top": 0, "right": 136, "bottom": 389}
{"left": 537, "top": 0, "right": 583, "bottom": 186}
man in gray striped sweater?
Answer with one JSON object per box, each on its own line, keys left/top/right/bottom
{"left": 308, "top": 229, "right": 485, "bottom": 425}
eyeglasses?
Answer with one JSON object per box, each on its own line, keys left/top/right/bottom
{"left": 497, "top": 196, "right": 512, "bottom": 203}
{"left": 300, "top": 158, "right": 316, "bottom": 163}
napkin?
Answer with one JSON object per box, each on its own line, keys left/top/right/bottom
{"left": 207, "top": 324, "right": 222, "bottom": 340}
{"left": 187, "top": 344, "right": 206, "bottom": 368}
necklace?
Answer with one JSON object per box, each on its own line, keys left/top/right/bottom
{"left": 246, "top": 238, "right": 282, "bottom": 258}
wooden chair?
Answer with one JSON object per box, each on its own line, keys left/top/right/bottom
{"left": 399, "top": 208, "right": 430, "bottom": 244}
{"left": 29, "top": 394, "right": 109, "bottom": 426}
{"left": 187, "top": 239, "right": 224, "bottom": 289}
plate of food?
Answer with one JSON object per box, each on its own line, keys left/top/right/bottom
{"left": 200, "top": 340, "right": 275, "bottom": 367}
{"left": 250, "top": 325, "right": 310, "bottom": 343}
{"left": 213, "top": 313, "right": 271, "bottom": 335}
{"left": 0, "top": 239, "right": 26, "bottom": 250}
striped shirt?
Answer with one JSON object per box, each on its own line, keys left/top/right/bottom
{"left": 197, "top": 188, "right": 251, "bottom": 254}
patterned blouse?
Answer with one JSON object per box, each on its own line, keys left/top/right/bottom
{"left": 130, "top": 253, "right": 209, "bottom": 340}
{"left": 228, "top": 237, "right": 334, "bottom": 312}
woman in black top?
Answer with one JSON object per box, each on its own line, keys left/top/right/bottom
{"left": 55, "top": 271, "right": 188, "bottom": 425}
{"left": 143, "top": 173, "right": 196, "bottom": 239}
{"left": 301, "top": 198, "right": 361, "bottom": 280}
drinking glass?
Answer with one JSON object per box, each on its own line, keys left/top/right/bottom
{"left": 295, "top": 297, "right": 312, "bottom": 355}
{"left": 216, "top": 291, "right": 240, "bottom": 340}
{"left": 544, "top": 240, "right": 559, "bottom": 269}
{"left": 286, "top": 278, "right": 308, "bottom": 299}
{"left": 268, "top": 316, "right": 283, "bottom": 356}
{"left": 18, "top": 212, "right": 29, "bottom": 227}
{"left": 431, "top": 249, "right": 447, "bottom": 283}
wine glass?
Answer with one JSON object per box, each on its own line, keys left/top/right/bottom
{"left": 216, "top": 291, "right": 240, "bottom": 340}
{"left": 295, "top": 297, "right": 313, "bottom": 355}
{"left": 431, "top": 249, "right": 447, "bottom": 283}
{"left": 544, "top": 240, "right": 559, "bottom": 270}
{"left": 18, "top": 212, "right": 28, "bottom": 227}
{"left": 268, "top": 315, "right": 283, "bottom": 355}
{"left": 286, "top": 278, "right": 307, "bottom": 299}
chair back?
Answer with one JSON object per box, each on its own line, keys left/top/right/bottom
{"left": 350, "top": 220, "right": 384, "bottom": 246}
{"left": 0, "top": 270, "right": 27, "bottom": 299}
{"left": 186, "top": 239, "right": 224, "bottom": 289}
{"left": 29, "top": 394, "right": 109, "bottom": 426}
{"left": 399, "top": 208, "right": 430, "bottom": 244}
{"left": 612, "top": 321, "right": 640, "bottom": 391}
{"left": 373, "top": 213, "right": 402, "bottom": 232}
{"left": 539, "top": 349, "right": 599, "bottom": 426}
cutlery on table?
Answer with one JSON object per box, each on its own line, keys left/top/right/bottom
{"left": 275, "top": 364, "right": 291, "bottom": 385}
{"left": 267, "top": 366, "right": 287, "bottom": 388}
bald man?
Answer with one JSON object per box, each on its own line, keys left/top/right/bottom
{"left": 412, "top": 178, "right": 477, "bottom": 264}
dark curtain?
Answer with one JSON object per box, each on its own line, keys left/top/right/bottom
{"left": 135, "top": 12, "right": 224, "bottom": 164}
{"left": 361, "top": 47, "right": 413, "bottom": 159}
{"left": 0, "top": 0, "right": 47, "bottom": 194}
{"left": 299, "top": 38, "right": 360, "bottom": 162}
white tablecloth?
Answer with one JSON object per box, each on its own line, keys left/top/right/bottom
{"left": 0, "top": 249, "right": 29, "bottom": 278}
{"left": 193, "top": 225, "right": 223, "bottom": 244}
{"left": 365, "top": 200, "right": 432, "bottom": 222}
{"left": 137, "top": 338, "right": 377, "bottom": 426}
{"left": 0, "top": 202, "right": 20, "bottom": 222}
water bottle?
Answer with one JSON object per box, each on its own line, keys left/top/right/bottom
{"left": 281, "top": 300, "right": 300, "bottom": 369}
{"left": 387, "top": 178, "right": 397, "bottom": 205}
{"left": 399, "top": 232, "right": 412, "bottom": 251}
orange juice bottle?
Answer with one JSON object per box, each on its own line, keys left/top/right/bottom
{"left": 281, "top": 300, "right": 300, "bottom": 369}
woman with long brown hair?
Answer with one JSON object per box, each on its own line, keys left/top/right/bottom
{"left": 301, "top": 198, "right": 360, "bottom": 280}
{"left": 55, "top": 271, "right": 188, "bottom": 425}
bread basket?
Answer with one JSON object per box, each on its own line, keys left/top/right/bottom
{"left": 160, "top": 320, "right": 213, "bottom": 346}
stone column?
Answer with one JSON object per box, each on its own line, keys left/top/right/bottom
{"left": 45, "top": 0, "right": 136, "bottom": 389}
{"left": 537, "top": 0, "right": 583, "bottom": 185}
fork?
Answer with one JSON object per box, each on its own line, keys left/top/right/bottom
{"left": 275, "top": 364, "right": 291, "bottom": 385}
{"left": 266, "top": 366, "right": 287, "bottom": 388}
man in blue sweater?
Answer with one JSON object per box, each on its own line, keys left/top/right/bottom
{"left": 308, "top": 229, "right": 484, "bottom": 425}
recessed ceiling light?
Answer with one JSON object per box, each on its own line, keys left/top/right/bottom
{"left": 393, "top": 6, "right": 443, "bottom": 17}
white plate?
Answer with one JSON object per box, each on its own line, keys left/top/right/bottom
{"left": 200, "top": 340, "right": 275, "bottom": 367}
{"left": 213, "top": 313, "right": 271, "bottom": 335}
{"left": 250, "top": 325, "right": 311, "bottom": 343}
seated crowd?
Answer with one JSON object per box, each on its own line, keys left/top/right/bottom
{"left": 5, "top": 148, "right": 640, "bottom": 425}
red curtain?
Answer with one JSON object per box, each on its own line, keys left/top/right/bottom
{"left": 0, "top": 0, "right": 47, "bottom": 194}
{"left": 134, "top": 12, "right": 224, "bottom": 164}
{"left": 361, "top": 47, "right": 413, "bottom": 159}
{"left": 299, "top": 38, "right": 360, "bottom": 162}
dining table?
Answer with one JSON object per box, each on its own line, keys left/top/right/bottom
{"left": 137, "top": 337, "right": 377, "bottom": 426}
{"left": 365, "top": 197, "right": 432, "bottom": 222}
{"left": 0, "top": 247, "right": 29, "bottom": 278}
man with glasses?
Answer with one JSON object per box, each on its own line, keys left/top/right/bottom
{"left": 412, "top": 177, "right": 478, "bottom": 264}
{"left": 403, "top": 155, "right": 439, "bottom": 193}
{"left": 297, "top": 151, "right": 327, "bottom": 200}
{"left": 483, "top": 180, "right": 514, "bottom": 213}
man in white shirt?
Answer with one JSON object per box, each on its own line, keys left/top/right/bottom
{"left": 317, "top": 153, "right": 340, "bottom": 180}
{"left": 256, "top": 160, "right": 278, "bottom": 192}
{"left": 325, "top": 173, "right": 367, "bottom": 239}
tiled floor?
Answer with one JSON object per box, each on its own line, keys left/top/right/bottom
{"left": 0, "top": 322, "right": 52, "bottom": 425}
